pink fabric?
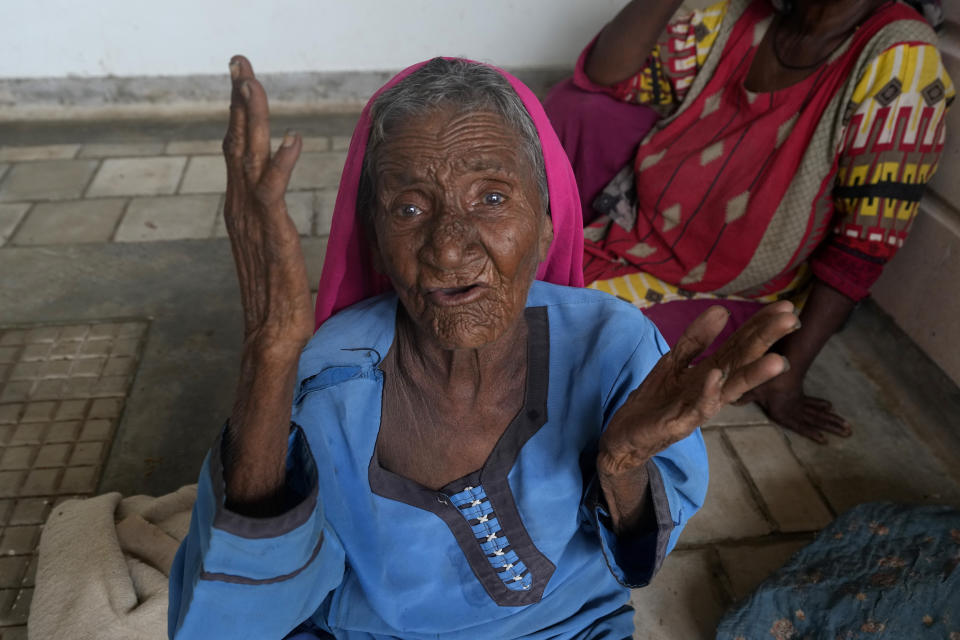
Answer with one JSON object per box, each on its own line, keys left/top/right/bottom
{"left": 314, "top": 59, "right": 585, "bottom": 328}
{"left": 643, "top": 299, "right": 765, "bottom": 361}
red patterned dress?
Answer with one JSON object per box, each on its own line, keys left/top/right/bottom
{"left": 580, "top": 0, "right": 953, "bottom": 307}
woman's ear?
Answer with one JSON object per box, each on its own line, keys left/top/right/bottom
{"left": 538, "top": 211, "right": 554, "bottom": 263}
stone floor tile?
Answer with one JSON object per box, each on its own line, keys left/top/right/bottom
{"left": 315, "top": 189, "right": 336, "bottom": 236}
{"left": 59, "top": 466, "right": 97, "bottom": 494}
{"left": 2, "top": 623, "right": 28, "bottom": 639}
{"left": 35, "top": 443, "right": 70, "bottom": 467}
{"left": 705, "top": 402, "right": 771, "bottom": 428}
{"left": 0, "top": 405, "right": 19, "bottom": 425}
{"left": 680, "top": 431, "right": 772, "bottom": 544}
{"left": 0, "top": 556, "right": 28, "bottom": 587}
{"left": 86, "top": 157, "right": 186, "bottom": 197}
{"left": 288, "top": 152, "right": 347, "bottom": 190}
{"left": 0, "top": 332, "right": 27, "bottom": 347}
{"left": 79, "top": 419, "right": 112, "bottom": 442}
{"left": 103, "top": 357, "right": 135, "bottom": 377}
{"left": 179, "top": 155, "right": 225, "bottom": 194}
{"left": 0, "top": 447, "right": 35, "bottom": 471}
{"left": 22, "top": 554, "right": 37, "bottom": 587}
{"left": 301, "top": 136, "right": 331, "bottom": 152}
{"left": 631, "top": 549, "right": 728, "bottom": 640}
{"left": 331, "top": 135, "right": 351, "bottom": 151}
{"left": 54, "top": 400, "right": 87, "bottom": 421}
{"left": 0, "top": 526, "right": 39, "bottom": 555}
{"left": 115, "top": 194, "right": 220, "bottom": 242}
{"left": 10, "top": 199, "right": 126, "bottom": 245}
{"left": 9, "top": 498, "right": 51, "bottom": 526}
{"left": 786, "top": 341, "right": 960, "bottom": 512}
{"left": 20, "top": 468, "right": 59, "bottom": 495}
{"left": 0, "top": 471, "right": 26, "bottom": 497}
{"left": 24, "top": 328, "right": 58, "bottom": 344}
{"left": 0, "top": 383, "right": 31, "bottom": 404}
{"left": 0, "top": 587, "right": 33, "bottom": 626}
{"left": 726, "top": 426, "right": 833, "bottom": 532}
{"left": 0, "top": 162, "right": 7, "bottom": 181}
{"left": 21, "top": 402, "right": 55, "bottom": 423}
{"left": 88, "top": 398, "right": 122, "bottom": 419}
{"left": 78, "top": 142, "right": 166, "bottom": 158}
{"left": 716, "top": 538, "right": 809, "bottom": 602}
{"left": 302, "top": 237, "right": 329, "bottom": 293}
{"left": 165, "top": 139, "right": 222, "bottom": 155}
{"left": 0, "top": 160, "right": 99, "bottom": 202}
{"left": 0, "top": 145, "right": 79, "bottom": 162}
{"left": 45, "top": 422, "right": 81, "bottom": 443}
{"left": 286, "top": 191, "right": 316, "bottom": 236}
{"left": 0, "top": 426, "right": 13, "bottom": 447}
{"left": 0, "top": 499, "right": 12, "bottom": 525}
{"left": 0, "top": 348, "right": 18, "bottom": 364}
{"left": 69, "top": 442, "right": 104, "bottom": 466}
{"left": 0, "top": 203, "right": 30, "bottom": 246}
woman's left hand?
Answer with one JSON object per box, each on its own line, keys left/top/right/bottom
{"left": 598, "top": 301, "right": 800, "bottom": 478}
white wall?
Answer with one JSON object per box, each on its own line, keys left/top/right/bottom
{"left": 2, "top": 0, "right": 628, "bottom": 79}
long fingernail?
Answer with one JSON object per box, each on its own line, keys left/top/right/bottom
{"left": 282, "top": 130, "right": 296, "bottom": 147}
{"left": 792, "top": 319, "right": 802, "bottom": 330}
{"left": 781, "top": 355, "right": 791, "bottom": 372}
{"left": 240, "top": 82, "right": 251, "bottom": 100}
{"left": 229, "top": 60, "right": 239, "bottom": 79}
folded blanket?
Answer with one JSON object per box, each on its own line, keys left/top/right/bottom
{"left": 29, "top": 485, "right": 196, "bottom": 640}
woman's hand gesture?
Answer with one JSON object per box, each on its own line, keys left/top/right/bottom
{"left": 221, "top": 56, "right": 314, "bottom": 512}
{"left": 224, "top": 55, "right": 313, "bottom": 355}
{"left": 598, "top": 301, "right": 800, "bottom": 477}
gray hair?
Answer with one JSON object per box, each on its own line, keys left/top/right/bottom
{"left": 357, "top": 58, "right": 549, "bottom": 226}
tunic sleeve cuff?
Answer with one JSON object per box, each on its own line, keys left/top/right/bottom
{"left": 589, "top": 460, "right": 675, "bottom": 588}
{"left": 208, "top": 422, "right": 319, "bottom": 539}
{"left": 196, "top": 422, "right": 326, "bottom": 582}
{"left": 810, "top": 242, "right": 886, "bottom": 302}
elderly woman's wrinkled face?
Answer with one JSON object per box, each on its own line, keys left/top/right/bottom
{"left": 370, "top": 106, "right": 552, "bottom": 350}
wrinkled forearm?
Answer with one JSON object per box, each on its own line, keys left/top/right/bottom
{"left": 585, "top": 0, "right": 685, "bottom": 86}
{"left": 223, "top": 343, "right": 302, "bottom": 515}
{"left": 598, "top": 461, "right": 655, "bottom": 536}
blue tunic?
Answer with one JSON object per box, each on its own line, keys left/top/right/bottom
{"left": 168, "top": 282, "right": 709, "bottom": 639}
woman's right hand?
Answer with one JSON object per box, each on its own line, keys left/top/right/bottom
{"left": 224, "top": 55, "right": 313, "bottom": 355}
{"left": 221, "top": 56, "right": 313, "bottom": 513}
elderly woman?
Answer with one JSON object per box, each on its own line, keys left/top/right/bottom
{"left": 167, "top": 56, "right": 799, "bottom": 639}
{"left": 545, "top": 0, "right": 952, "bottom": 443}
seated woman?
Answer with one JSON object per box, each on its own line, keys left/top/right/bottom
{"left": 545, "top": 0, "right": 952, "bottom": 443}
{"left": 167, "top": 56, "right": 800, "bottom": 639}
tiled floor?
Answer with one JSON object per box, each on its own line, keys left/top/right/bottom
{"left": 0, "top": 136, "right": 344, "bottom": 248}
{"left": 0, "top": 321, "right": 146, "bottom": 635}
{"left": 1, "top": 120, "right": 959, "bottom": 639}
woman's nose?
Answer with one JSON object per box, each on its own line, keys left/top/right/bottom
{"left": 422, "top": 208, "right": 479, "bottom": 271}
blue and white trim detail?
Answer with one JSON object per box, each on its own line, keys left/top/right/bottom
{"left": 450, "top": 485, "right": 533, "bottom": 592}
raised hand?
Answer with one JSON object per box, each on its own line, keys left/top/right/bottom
{"left": 598, "top": 301, "right": 800, "bottom": 478}
{"left": 224, "top": 55, "right": 313, "bottom": 353}
{"left": 221, "top": 56, "right": 313, "bottom": 513}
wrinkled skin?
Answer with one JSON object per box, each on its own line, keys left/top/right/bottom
{"left": 369, "top": 107, "right": 553, "bottom": 351}
{"left": 219, "top": 56, "right": 800, "bottom": 528}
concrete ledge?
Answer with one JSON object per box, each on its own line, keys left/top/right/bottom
{"left": 873, "top": 194, "right": 960, "bottom": 386}
{"left": 0, "top": 67, "right": 572, "bottom": 122}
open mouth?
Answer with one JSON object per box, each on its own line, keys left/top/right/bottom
{"left": 425, "top": 284, "right": 485, "bottom": 306}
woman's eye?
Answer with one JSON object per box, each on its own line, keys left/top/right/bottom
{"left": 399, "top": 204, "right": 423, "bottom": 217}
{"left": 482, "top": 192, "right": 506, "bottom": 206}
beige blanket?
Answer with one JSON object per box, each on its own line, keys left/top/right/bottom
{"left": 29, "top": 485, "right": 196, "bottom": 640}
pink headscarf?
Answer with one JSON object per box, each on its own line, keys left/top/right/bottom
{"left": 314, "top": 58, "right": 584, "bottom": 328}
